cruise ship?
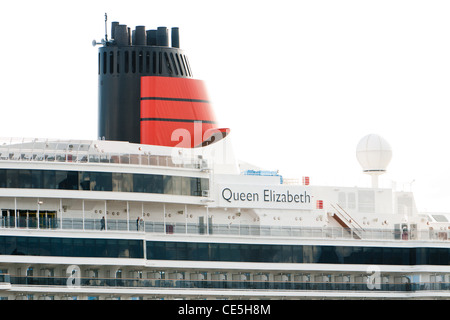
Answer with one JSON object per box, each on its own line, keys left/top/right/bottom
{"left": 0, "top": 19, "right": 449, "bottom": 301}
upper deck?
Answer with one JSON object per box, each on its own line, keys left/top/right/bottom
{"left": 0, "top": 137, "right": 207, "bottom": 171}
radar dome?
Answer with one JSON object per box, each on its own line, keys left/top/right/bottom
{"left": 356, "top": 134, "right": 392, "bottom": 174}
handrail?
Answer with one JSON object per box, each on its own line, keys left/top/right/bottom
{"left": 331, "top": 204, "right": 366, "bottom": 232}
{"left": 0, "top": 216, "right": 448, "bottom": 242}
{"left": 0, "top": 150, "right": 204, "bottom": 170}
{"left": 0, "top": 138, "right": 206, "bottom": 170}
{"left": 6, "top": 274, "right": 450, "bottom": 293}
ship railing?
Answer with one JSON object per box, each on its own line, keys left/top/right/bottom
{"left": 6, "top": 274, "right": 450, "bottom": 293}
{"left": 330, "top": 204, "right": 366, "bottom": 236}
{"left": 0, "top": 138, "right": 206, "bottom": 170}
{"left": 0, "top": 152, "right": 205, "bottom": 170}
{"left": 1, "top": 216, "right": 449, "bottom": 242}
{"left": 0, "top": 274, "right": 10, "bottom": 283}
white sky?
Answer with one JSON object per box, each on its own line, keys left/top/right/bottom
{"left": 0, "top": 0, "right": 449, "bottom": 212}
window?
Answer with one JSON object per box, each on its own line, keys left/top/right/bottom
{"left": 196, "top": 243, "right": 208, "bottom": 261}
{"left": 56, "top": 171, "right": 78, "bottom": 190}
{"left": 113, "top": 173, "right": 132, "bottom": 192}
{"left": 147, "top": 241, "right": 165, "bottom": 260}
{"left": 292, "top": 246, "right": 303, "bottom": 263}
{"left": 176, "top": 242, "right": 187, "bottom": 260}
{"left": 107, "top": 239, "right": 119, "bottom": 258}
{"left": 228, "top": 244, "right": 240, "bottom": 262}
{"left": 6, "top": 169, "right": 19, "bottom": 188}
{"left": 281, "top": 245, "right": 293, "bottom": 263}
{"left": 27, "top": 238, "right": 39, "bottom": 256}
{"left": 0, "top": 170, "right": 6, "bottom": 188}
{"left": 144, "top": 241, "right": 450, "bottom": 266}
{"left": 181, "top": 177, "right": 191, "bottom": 196}
{"left": 248, "top": 245, "right": 261, "bottom": 262}
{"left": 119, "top": 240, "right": 131, "bottom": 258}
{"left": 73, "top": 239, "right": 85, "bottom": 257}
{"left": 19, "top": 170, "right": 32, "bottom": 188}
{"left": 16, "top": 237, "right": 27, "bottom": 255}
{"left": 190, "top": 178, "right": 206, "bottom": 196}
{"left": 164, "top": 176, "right": 182, "bottom": 195}
{"left": 31, "top": 170, "right": 43, "bottom": 188}
{"left": 218, "top": 243, "right": 231, "bottom": 261}
{"left": 50, "top": 237, "right": 61, "bottom": 256}
{"left": 143, "top": 174, "right": 163, "bottom": 194}
{"left": 96, "top": 239, "right": 107, "bottom": 257}
{"left": 61, "top": 238, "right": 73, "bottom": 257}
{"left": 165, "top": 242, "right": 176, "bottom": 260}
{"left": 79, "top": 172, "right": 90, "bottom": 190}
{"left": 132, "top": 174, "right": 144, "bottom": 193}
{"left": 0, "top": 236, "right": 143, "bottom": 258}
{"left": 90, "top": 172, "right": 112, "bottom": 191}
{"left": 209, "top": 243, "right": 220, "bottom": 261}
{"left": 0, "top": 169, "right": 207, "bottom": 197}
{"left": 112, "top": 172, "right": 122, "bottom": 192}
{"left": 43, "top": 170, "right": 56, "bottom": 189}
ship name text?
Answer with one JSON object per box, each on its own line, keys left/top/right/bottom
{"left": 222, "top": 188, "right": 310, "bottom": 204}
{"left": 218, "top": 184, "right": 313, "bottom": 209}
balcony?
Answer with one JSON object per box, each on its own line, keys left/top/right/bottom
{"left": 0, "top": 216, "right": 448, "bottom": 242}
{"left": 0, "top": 138, "right": 205, "bottom": 170}
{"left": 4, "top": 274, "right": 450, "bottom": 294}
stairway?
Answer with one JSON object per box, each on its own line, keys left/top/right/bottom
{"left": 328, "top": 204, "right": 365, "bottom": 239}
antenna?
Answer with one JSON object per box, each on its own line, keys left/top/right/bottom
{"left": 104, "top": 13, "right": 108, "bottom": 42}
{"left": 92, "top": 13, "right": 108, "bottom": 47}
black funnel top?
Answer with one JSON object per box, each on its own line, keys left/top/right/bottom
{"left": 98, "top": 21, "right": 193, "bottom": 143}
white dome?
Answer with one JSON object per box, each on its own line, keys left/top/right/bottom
{"left": 356, "top": 134, "right": 392, "bottom": 174}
